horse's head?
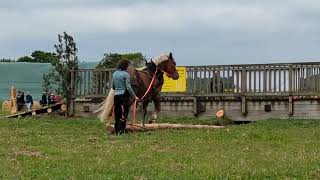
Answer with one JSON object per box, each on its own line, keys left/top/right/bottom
{"left": 153, "top": 52, "right": 179, "bottom": 80}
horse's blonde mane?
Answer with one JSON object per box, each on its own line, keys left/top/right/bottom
{"left": 153, "top": 54, "right": 170, "bottom": 65}
{"left": 135, "top": 54, "right": 170, "bottom": 70}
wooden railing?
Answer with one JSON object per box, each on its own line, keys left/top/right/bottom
{"left": 185, "top": 62, "right": 320, "bottom": 95}
{"left": 70, "top": 68, "right": 114, "bottom": 98}
{"left": 70, "top": 62, "right": 320, "bottom": 98}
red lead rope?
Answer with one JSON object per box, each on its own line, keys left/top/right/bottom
{"left": 132, "top": 68, "right": 158, "bottom": 129}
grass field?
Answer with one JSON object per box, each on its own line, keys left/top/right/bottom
{"left": 0, "top": 109, "right": 320, "bottom": 179}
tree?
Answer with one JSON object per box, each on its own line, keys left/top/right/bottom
{"left": 17, "top": 56, "right": 34, "bottom": 62}
{"left": 96, "top": 52, "right": 146, "bottom": 68}
{"left": 31, "top": 50, "right": 59, "bottom": 63}
{"left": 15, "top": 51, "right": 58, "bottom": 63}
{"left": 0, "top": 58, "right": 15, "bottom": 62}
{"left": 42, "top": 32, "right": 79, "bottom": 115}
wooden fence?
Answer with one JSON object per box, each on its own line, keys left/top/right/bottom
{"left": 185, "top": 62, "right": 320, "bottom": 95}
{"left": 69, "top": 62, "right": 320, "bottom": 119}
{"left": 70, "top": 62, "right": 320, "bottom": 98}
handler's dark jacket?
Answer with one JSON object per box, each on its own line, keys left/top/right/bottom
{"left": 26, "top": 95, "right": 33, "bottom": 104}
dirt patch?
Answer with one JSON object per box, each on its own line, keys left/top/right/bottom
{"left": 311, "top": 170, "right": 320, "bottom": 179}
{"left": 14, "top": 149, "right": 44, "bottom": 158}
{"left": 87, "top": 136, "right": 98, "bottom": 144}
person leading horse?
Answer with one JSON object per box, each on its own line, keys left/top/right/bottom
{"left": 96, "top": 52, "right": 179, "bottom": 131}
{"left": 112, "top": 58, "right": 139, "bottom": 135}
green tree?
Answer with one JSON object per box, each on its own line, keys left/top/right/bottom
{"left": 31, "top": 50, "right": 59, "bottom": 63}
{"left": 42, "top": 32, "right": 79, "bottom": 115}
{"left": 17, "top": 56, "right": 34, "bottom": 62}
{"left": 0, "top": 58, "right": 15, "bottom": 62}
{"left": 96, "top": 52, "right": 146, "bottom": 68}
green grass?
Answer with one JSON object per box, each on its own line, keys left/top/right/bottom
{"left": 157, "top": 116, "right": 225, "bottom": 125}
{"left": 0, "top": 115, "right": 320, "bottom": 179}
{"left": 0, "top": 101, "right": 8, "bottom": 117}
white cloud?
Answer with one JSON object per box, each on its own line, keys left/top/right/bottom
{"left": 1, "top": 1, "right": 317, "bottom": 40}
{"left": 1, "top": 0, "right": 320, "bottom": 64}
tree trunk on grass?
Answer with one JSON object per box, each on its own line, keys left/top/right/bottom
{"left": 106, "top": 123, "right": 224, "bottom": 134}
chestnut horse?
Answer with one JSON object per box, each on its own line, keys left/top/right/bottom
{"left": 96, "top": 52, "right": 179, "bottom": 126}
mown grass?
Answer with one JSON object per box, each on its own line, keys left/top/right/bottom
{"left": 0, "top": 114, "right": 319, "bottom": 179}
{"left": 0, "top": 101, "right": 8, "bottom": 117}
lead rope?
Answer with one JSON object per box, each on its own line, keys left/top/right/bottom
{"left": 132, "top": 68, "right": 158, "bottom": 130}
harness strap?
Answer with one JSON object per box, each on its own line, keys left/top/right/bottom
{"left": 140, "top": 68, "right": 158, "bottom": 101}
{"left": 132, "top": 99, "right": 137, "bottom": 131}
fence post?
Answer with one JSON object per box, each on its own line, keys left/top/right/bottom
{"left": 68, "top": 70, "right": 75, "bottom": 116}
{"left": 241, "top": 95, "right": 247, "bottom": 115}
{"left": 241, "top": 67, "right": 247, "bottom": 93}
{"left": 193, "top": 96, "right": 198, "bottom": 116}
{"left": 263, "top": 67, "right": 267, "bottom": 92}
{"left": 289, "top": 96, "right": 293, "bottom": 115}
{"left": 289, "top": 65, "right": 293, "bottom": 93}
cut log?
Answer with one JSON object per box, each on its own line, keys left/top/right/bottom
{"left": 61, "top": 104, "right": 67, "bottom": 112}
{"left": 5, "top": 102, "right": 64, "bottom": 118}
{"left": 106, "top": 123, "right": 224, "bottom": 134}
{"left": 47, "top": 108, "right": 52, "bottom": 113}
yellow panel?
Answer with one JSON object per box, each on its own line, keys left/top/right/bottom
{"left": 162, "top": 67, "right": 186, "bottom": 92}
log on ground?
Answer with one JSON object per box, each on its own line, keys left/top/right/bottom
{"left": 106, "top": 123, "right": 224, "bottom": 134}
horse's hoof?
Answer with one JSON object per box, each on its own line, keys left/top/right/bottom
{"left": 106, "top": 126, "right": 114, "bottom": 134}
{"left": 149, "top": 120, "right": 156, "bottom": 124}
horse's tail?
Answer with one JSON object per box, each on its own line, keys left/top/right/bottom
{"left": 94, "top": 88, "right": 115, "bottom": 123}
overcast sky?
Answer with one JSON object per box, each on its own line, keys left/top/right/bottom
{"left": 1, "top": 0, "right": 320, "bottom": 65}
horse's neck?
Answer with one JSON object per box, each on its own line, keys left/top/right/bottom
{"left": 136, "top": 67, "right": 163, "bottom": 87}
{"left": 157, "top": 70, "right": 164, "bottom": 78}
{"left": 155, "top": 71, "right": 164, "bottom": 86}
{"left": 136, "top": 65, "right": 157, "bottom": 77}
{"left": 129, "top": 67, "right": 164, "bottom": 98}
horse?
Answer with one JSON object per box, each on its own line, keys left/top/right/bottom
{"left": 96, "top": 52, "right": 179, "bottom": 126}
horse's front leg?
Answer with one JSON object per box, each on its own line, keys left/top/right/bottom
{"left": 150, "top": 94, "right": 161, "bottom": 123}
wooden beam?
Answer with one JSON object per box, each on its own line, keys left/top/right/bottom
{"left": 289, "top": 65, "right": 293, "bottom": 93}
{"left": 106, "top": 123, "right": 224, "bottom": 134}
{"left": 289, "top": 96, "right": 293, "bottom": 115}
{"left": 241, "top": 95, "right": 247, "bottom": 115}
{"left": 193, "top": 96, "right": 198, "bottom": 116}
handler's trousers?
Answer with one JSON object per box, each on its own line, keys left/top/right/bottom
{"left": 114, "top": 94, "right": 129, "bottom": 135}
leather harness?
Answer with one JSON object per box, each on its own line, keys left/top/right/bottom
{"left": 131, "top": 67, "right": 164, "bottom": 94}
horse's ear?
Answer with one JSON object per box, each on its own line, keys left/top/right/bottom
{"left": 169, "top": 52, "right": 173, "bottom": 59}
